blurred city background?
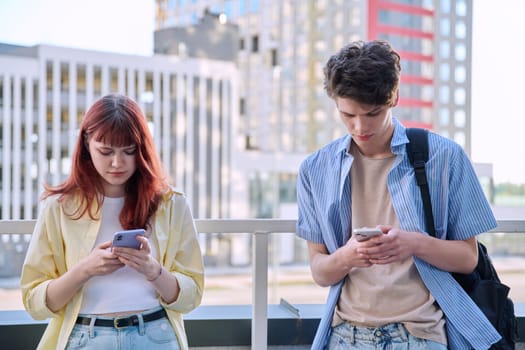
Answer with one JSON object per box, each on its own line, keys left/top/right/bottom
{"left": 0, "top": 0, "right": 524, "bottom": 313}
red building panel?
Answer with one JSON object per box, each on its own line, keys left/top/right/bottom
{"left": 398, "top": 98, "right": 433, "bottom": 108}
{"left": 368, "top": 0, "right": 436, "bottom": 127}
{"left": 400, "top": 75, "right": 433, "bottom": 85}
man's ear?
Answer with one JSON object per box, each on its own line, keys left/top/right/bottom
{"left": 392, "top": 89, "right": 400, "bottom": 107}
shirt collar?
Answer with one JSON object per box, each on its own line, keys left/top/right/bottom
{"left": 337, "top": 117, "right": 408, "bottom": 157}
{"left": 390, "top": 117, "right": 409, "bottom": 155}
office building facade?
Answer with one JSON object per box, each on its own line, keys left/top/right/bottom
{"left": 0, "top": 44, "right": 238, "bottom": 220}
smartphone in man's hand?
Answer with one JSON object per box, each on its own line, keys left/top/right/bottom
{"left": 353, "top": 227, "right": 382, "bottom": 242}
{"left": 112, "top": 229, "right": 146, "bottom": 249}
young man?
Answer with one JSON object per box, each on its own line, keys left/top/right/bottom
{"left": 296, "top": 40, "right": 501, "bottom": 349}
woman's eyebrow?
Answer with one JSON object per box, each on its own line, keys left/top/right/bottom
{"left": 96, "top": 144, "right": 135, "bottom": 150}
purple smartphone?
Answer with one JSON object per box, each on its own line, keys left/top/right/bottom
{"left": 112, "top": 229, "right": 146, "bottom": 249}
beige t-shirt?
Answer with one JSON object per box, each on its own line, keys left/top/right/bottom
{"left": 332, "top": 143, "right": 447, "bottom": 345}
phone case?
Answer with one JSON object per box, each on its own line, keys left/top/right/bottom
{"left": 112, "top": 229, "right": 146, "bottom": 249}
{"left": 353, "top": 227, "right": 382, "bottom": 241}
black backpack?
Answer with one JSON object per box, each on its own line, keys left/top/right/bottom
{"left": 406, "top": 128, "right": 518, "bottom": 349}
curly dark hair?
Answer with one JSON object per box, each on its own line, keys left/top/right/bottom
{"left": 323, "top": 40, "right": 401, "bottom": 106}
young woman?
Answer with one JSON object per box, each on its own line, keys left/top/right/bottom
{"left": 21, "top": 94, "right": 204, "bottom": 350}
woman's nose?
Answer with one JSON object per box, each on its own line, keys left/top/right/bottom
{"left": 111, "top": 153, "right": 123, "bottom": 167}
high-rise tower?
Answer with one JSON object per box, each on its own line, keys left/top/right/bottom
{"left": 155, "top": 0, "right": 472, "bottom": 154}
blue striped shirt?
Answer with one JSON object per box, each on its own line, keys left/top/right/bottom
{"left": 296, "top": 118, "right": 500, "bottom": 349}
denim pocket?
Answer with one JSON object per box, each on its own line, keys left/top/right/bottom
{"left": 328, "top": 323, "right": 353, "bottom": 349}
{"left": 65, "top": 327, "right": 89, "bottom": 349}
{"left": 145, "top": 319, "right": 179, "bottom": 347}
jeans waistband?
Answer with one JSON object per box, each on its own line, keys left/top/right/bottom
{"left": 75, "top": 308, "right": 166, "bottom": 329}
{"left": 343, "top": 322, "right": 410, "bottom": 342}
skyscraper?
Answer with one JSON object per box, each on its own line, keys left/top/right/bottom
{"left": 155, "top": 0, "right": 473, "bottom": 217}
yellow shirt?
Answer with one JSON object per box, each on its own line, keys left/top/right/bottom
{"left": 20, "top": 189, "right": 204, "bottom": 350}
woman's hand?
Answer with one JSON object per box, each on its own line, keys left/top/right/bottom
{"left": 112, "top": 236, "right": 180, "bottom": 303}
{"left": 82, "top": 241, "right": 125, "bottom": 277}
{"left": 46, "top": 240, "right": 123, "bottom": 312}
{"left": 111, "top": 236, "right": 160, "bottom": 281}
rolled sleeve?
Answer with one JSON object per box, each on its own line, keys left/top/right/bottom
{"left": 20, "top": 198, "right": 64, "bottom": 320}
{"left": 157, "top": 190, "right": 204, "bottom": 314}
{"left": 22, "top": 278, "right": 59, "bottom": 320}
{"left": 162, "top": 272, "right": 201, "bottom": 313}
{"left": 296, "top": 160, "right": 322, "bottom": 242}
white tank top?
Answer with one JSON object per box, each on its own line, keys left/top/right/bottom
{"left": 79, "top": 196, "right": 160, "bottom": 314}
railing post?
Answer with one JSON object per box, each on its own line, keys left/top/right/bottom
{"left": 252, "top": 231, "right": 268, "bottom": 350}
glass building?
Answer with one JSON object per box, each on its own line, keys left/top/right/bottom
{"left": 154, "top": 0, "right": 473, "bottom": 218}
{"left": 155, "top": 0, "right": 472, "bottom": 152}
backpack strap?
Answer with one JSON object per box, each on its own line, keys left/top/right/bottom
{"left": 406, "top": 128, "right": 436, "bottom": 237}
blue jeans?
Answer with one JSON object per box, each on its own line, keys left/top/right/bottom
{"left": 328, "top": 322, "right": 447, "bottom": 350}
{"left": 66, "top": 308, "right": 180, "bottom": 350}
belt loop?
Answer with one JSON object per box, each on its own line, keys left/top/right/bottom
{"left": 349, "top": 323, "right": 355, "bottom": 344}
{"left": 137, "top": 313, "right": 145, "bottom": 335}
{"left": 89, "top": 317, "right": 96, "bottom": 338}
{"left": 396, "top": 323, "right": 408, "bottom": 341}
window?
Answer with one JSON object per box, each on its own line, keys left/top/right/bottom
{"left": 440, "top": 18, "right": 450, "bottom": 36}
{"left": 456, "top": 0, "right": 467, "bottom": 16}
{"left": 455, "top": 66, "right": 466, "bottom": 83}
{"left": 240, "top": 97, "right": 245, "bottom": 115}
{"left": 454, "top": 88, "right": 466, "bottom": 105}
{"left": 271, "top": 49, "right": 278, "bottom": 66}
{"left": 239, "top": 0, "right": 247, "bottom": 16}
{"left": 455, "top": 44, "right": 466, "bottom": 61}
{"left": 454, "top": 109, "right": 466, "bottom": 127}
{"left": 440, "top": 86, "right": 449, "bottom": 104}
{"left": 455, "top": 21, "right": 466, "bottom": 39}
{"left": 440, "top": 63, "right": 450, "bottom": 81}
{"left": 440, "top": 0, "right": 451, "bottom": 13}
{"left": 250, "top": 0, "right": 259, "bottom": 12}
{"left": 252, "top": 35, "right": 259, "bottom": 53}
{"left": 440, "top": 41, "right": 450, "bottom": 59}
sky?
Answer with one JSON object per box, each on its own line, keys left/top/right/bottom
{"left": 0, "top": 0, "right": 524, "bottom": 184}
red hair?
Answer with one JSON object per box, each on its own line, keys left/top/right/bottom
{"left": 43, "top": 94, "right": 170, "bottom": 229}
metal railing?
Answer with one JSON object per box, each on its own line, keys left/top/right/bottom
{"left": 0, "top": 219, "right": 524, "bottom": 349}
